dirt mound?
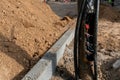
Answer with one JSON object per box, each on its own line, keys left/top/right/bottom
{"left": 99, "top": 5, "right": 120, "bottom": 22}
{"left": 0, "top": 0, "right": 72, "bottom": 80}
{"left": 98, "top": 5, "right": 120, "bottom": 51}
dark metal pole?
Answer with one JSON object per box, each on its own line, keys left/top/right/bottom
{"left": 74, "top": 0, "right": 100, "bottom": 80}
{"left": 93, "top": 0, "right": 100, "bottom": 80}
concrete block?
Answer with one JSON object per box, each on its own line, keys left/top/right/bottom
{"left": 22, "top": 27, "right": 75, "bottom": 80}
{"left": 113, "top": 59, "right": 120, "bottom": 69}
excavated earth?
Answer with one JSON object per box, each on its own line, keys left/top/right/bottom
{"left": 0, "top": 0, "right": 120, "bottom": 80}
{"left": 0, "top": 0, "right": 73, "bottom": 80}
{"left": 51, "top": 5, "right": 120, "bottom": 80}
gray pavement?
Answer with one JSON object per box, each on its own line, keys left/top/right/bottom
{"left": 47, "top": 2, "right": 77, "bottom": 18}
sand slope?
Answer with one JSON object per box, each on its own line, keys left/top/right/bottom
{"left": 0, "top": 0, "right": 71, "bottom": 80}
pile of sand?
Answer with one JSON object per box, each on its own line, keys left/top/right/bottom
{"left": 0, "top": 0, "right": 72, "bottom": 80}
{"left": 99, "top": 5, "right": 120, "bottom": 22}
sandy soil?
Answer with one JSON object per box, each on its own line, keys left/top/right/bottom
{"left": 98, "top": 5, "right": 120, "bottom": 80}
{"left": 51, "top": 40, "right": 75, "bottom": 80}
{"left": 0, "top": 0, "right": 119, "bottom": 79}
{"left": 51, "top": 5, "right": 120, "bottom": 80}
{"left": 98, "top": 5, "right": 120, "bottom": 52}
{"left": 0, "top": 0, "right": 73, "bottom": 80}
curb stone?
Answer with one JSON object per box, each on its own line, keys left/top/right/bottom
{"left": 22, "top": 27, "right": 75, "bottom": 80}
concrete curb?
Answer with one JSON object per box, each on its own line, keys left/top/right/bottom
{"left": 22, "top": 27, "right": 75, "bottom": 80}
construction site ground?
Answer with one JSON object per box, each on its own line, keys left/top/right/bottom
{"left": 0, "top": 1, "right": 76, "bottom": 80}
{"left": 51, "top": 2, "right": 120, "bottom": 80}
{"left": 0, "top": 0, "right": 120, "bottom": 80}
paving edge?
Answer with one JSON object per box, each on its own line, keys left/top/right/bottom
{"left": 22, "top": 27, "right": 75, "bottom": 80}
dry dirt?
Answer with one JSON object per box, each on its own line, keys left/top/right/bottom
{"left": 0, "top": 0, "right": 73, "bottom": 80}
{"left": 51, "top": 5, "right": 120, "bottom": 80}
{"left": 98, "top": 5, "right": 120, "bottom": 52}
{"left": 98, "top": 5, "right": 120, "bottom": 80}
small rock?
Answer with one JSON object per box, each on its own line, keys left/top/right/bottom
{"left": 109, "top": 52, "right": 116, "bottom": 57}
{"left": 100, "top": 49, "right": 105, "bottom": 53}
{"left": 97, "top": 52, "right": 105, "bottom": 61}
{"left": 66, "top": 47, "right": 72, "bottom": 54}
{"left": 113, "top": 59, "right": 120, "bottom": 69}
